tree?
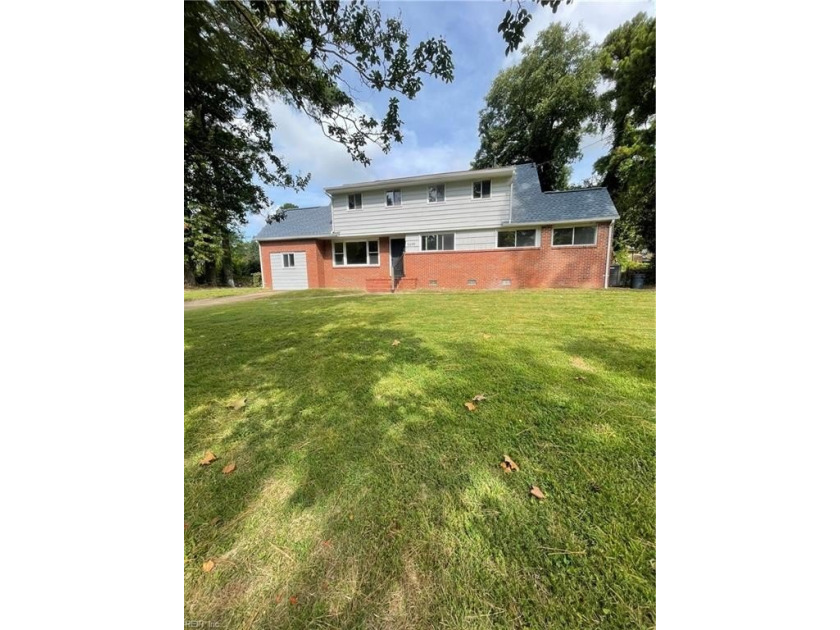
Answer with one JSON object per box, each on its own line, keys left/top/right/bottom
{"left": 594, "top": 13, "right": 656, "bottom": 256}
{"left": 184, "top": 1, "right": 454, "bottom": 285}
{"left": 472, "top": 23, "right": 600, "bottom": 191}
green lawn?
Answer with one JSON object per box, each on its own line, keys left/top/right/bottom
{"left": 185, "top": 287, "right": 268, "bottom": 301}
{"left": 185, "top": 289, "right": 656, "bottom": 628}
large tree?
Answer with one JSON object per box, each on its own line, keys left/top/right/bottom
{"left": 594, "top": 13, "right": 656, "bottom": 255}
{"left": 184, "top": 0, "right": 454, "bottom": 285}
{"left": 472, "top": 23, "right": 600, "bottom": 191}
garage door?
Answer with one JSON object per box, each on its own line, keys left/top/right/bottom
{"left": 270, "top": 252, "right": 308, "bottom": 290}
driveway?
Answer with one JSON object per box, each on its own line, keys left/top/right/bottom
{"left": 184, "top": 291, "right": 278, "bottom": 310}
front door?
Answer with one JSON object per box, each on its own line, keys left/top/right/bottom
{"left": 390, "top": 238, "right": 406, "bottom": 278}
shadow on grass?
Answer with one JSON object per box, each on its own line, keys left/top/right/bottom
{"left": 184, "top": 294, "right": 656, "bottom": 629}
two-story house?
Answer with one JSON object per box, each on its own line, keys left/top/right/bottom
{"left": 255, "top": 162, "right": 618, "bottom": 291}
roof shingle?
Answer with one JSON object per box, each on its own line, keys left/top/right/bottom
{"left": 254, "top": 205, "right": 332, "bottom": 241}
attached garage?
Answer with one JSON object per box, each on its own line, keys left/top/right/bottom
{"left": 269, "top": 251, "right": 308, "bottom": 290}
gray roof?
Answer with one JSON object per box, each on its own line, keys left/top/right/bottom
{"left": 254, "top": 205, "right": 332, "bottom": 241}
{"left": 509, "top": 163, "right": 619, "bottom": 224}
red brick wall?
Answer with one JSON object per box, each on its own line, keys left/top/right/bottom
{"left": 259, "top": 237, "right": 393, "bottom": 290}
{"left": 259, "top": 226, "right": 612, "bottom": 290}
{"left": 321, "top": 237, "right": 391, "bottom": 289}
{"left": 404, "top": 224, "right": 611, "bottom": 290}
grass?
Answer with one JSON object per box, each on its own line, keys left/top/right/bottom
{"left": 185, "top": 289, "right": 656, "bottom": 629}
{"left": 185, "top": 287, "right": 268, "bottom": 301}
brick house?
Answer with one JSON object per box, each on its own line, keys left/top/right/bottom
{"left": 255, "top": 162, "right": 618, "bottom": 292}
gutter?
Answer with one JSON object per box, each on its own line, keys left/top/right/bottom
{"left": 501, "top": 216, "right": 619, "bottom": 228}
{"left": 603, "top": 219, "right": 615, "bottom": 289}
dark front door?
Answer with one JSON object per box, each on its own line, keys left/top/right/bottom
{"left": 391, "top": 238, "right": 406, "bottom": 278}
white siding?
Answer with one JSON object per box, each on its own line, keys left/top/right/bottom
{"left": 332, "top": 176, "right": 512, "bottom": 236}
{"left": 270, "top": 252, "right": 308, "bottom": 290}
{"left": 405, "top": 229, "right": 497, "bottom": 253}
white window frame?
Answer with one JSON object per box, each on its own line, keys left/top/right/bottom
{"left": 427, "top": 183, "right": 446, "bottom": 204}
{"left": 385, "top": 189, "right": 402, "bottom": 207}
{"left": 472, "top": 179, "right": 492, "bottom": 200}
{"left": 551, "top": 224, "right": 598, "bottom": 247}
{"left": 347, "top": 193, "right": 363, "bottom": 210}
{"left": 420, "top": 233, "right": 456, "bottom": 251}
{"left": 282, "top": 253, "right": 295, "bottom": 268}
{"left": 332, "top": 240, "right": 380, "bottom": 267}
{"left": 496, "top": 228, "right": 540, "bottom": 249}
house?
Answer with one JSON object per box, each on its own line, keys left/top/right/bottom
{"left": 255, "top": 162, "right": 618, "bottom": 292}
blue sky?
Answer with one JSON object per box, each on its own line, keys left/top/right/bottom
{"left": 246, "top": 0, "right": 655, "bottom": 238}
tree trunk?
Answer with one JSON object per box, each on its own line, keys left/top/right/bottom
{"left": 221, "top": 229, "right": 235, "bottom": 287}
{"left": 184, "top": 259, "right": 197, "bottom": 287}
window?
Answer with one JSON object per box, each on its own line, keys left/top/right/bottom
{"left": 282, "top": 253, "right": 295, "bottom": 268}
{"left": 428, "top": 183, "right": 445, "bottom": 203}
{"left": 497, "top": 229, "right": 537, "bottom": 248}
{"left": 333, "top": 240, "right": 379, "bottom": 266}
{"left": 421, "top": 233, "right": 455, "bottom": 251}
{"left": 385, "top": 190, "right": 401, "bottom": 207}
{"left": 348, "top": 193, "right": 362, "bottom": 210}
{"left": 553, "top": 225, "right": 597, "bottom": 246}
{"left": 472, "top": 180, "right": 491, "bottom": 199}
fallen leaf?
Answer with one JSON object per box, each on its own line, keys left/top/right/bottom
{"left": 530, "top": 485, "right": 546, "bottom": 500}
{"left": 228, "top": 397, "right": 247, "bottom": 410}
{"left": 209, "top": 516, "right": 221, "bottom": 526}
{"left": 289, "top": 595, "right": 298, "bottom": 605}
{"left": 202, "top": 560, "right": 215, "bottom": 572}
{"left": 222, "top": 462, "right": 236, "bottom": 474}
{"left": 464, "top": 401, "right": 477, "bottom": 412}
{"left": 391, "top": 339, "right": 401, "bottom": 346}
{"left": 500, "top": 461, "right": 511, "bottom": 473}
{"left": 472, "top": 394, "right": 487, "bottom": 402}
{"left": 199, "top": 451, "right": 218, "bottom": 466}
{"left": 503, "top": 455, "right": 520, "bottom": 471}
{"left": 184, "top": 521, "right": 189, "bottom": 531}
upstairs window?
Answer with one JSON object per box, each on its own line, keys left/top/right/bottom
{"left": 497, "top": 229, "right": 537, "bottom": 248}
{"left": 347, "top": 193, "right": 362, "bottom": 210}
{"left": 428, "top": 184, "right": 445, "bottom": 203}
{"left": 333, "top": 240, "right": 379, "bottom": 266}
{"left": 473, "top": 180, "right": 491, "bottom": 199}
{"left": 553, "top": 225, "right": 597, "bottom": 246}
{"left": 421, "top": 233, "right": 455, "bottom": 251}
{"left": 385, "top": 190, "right": 401, "bottom": 206}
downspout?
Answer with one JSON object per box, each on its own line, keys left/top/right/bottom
{"left": 258, "top": 240, "right": 265, "bottom": 288}
{"left": 603, "top": 220, "right": 615, "bottom": 288}
{"left": 509, "top": 177, "right": 513, "bottom": 223}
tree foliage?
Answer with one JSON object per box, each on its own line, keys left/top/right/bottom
{"left": 594, "top": 13, "right": 656, "bottom": 254}
{"left": 472, "top": 23, "right": 600, "bottom": 190}
{"left": 184, "top": 0, "right": 454, "bottom": 284}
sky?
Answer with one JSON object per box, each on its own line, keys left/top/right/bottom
{"left": 245, "top": 0, "right": 656, "bottom": 238}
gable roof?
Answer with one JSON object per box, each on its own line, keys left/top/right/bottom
{"left": 508, "top": 163, "right": 619, "bottom": 225}
{"left": 254, "top": 205, "right": 332, "bottom": 241}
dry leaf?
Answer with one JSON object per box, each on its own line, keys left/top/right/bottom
{"left": 289, "top": 595, "right": 299, "bottom": 605}
{"left": 530, "top": 485, "right": 546, "bottom": 500}
{"left": 209, "top": 516, "right": 221, "bottom": 526}
{"left": 464, "top": 401, "right": 477, "bottom": 412}
{"left": 184, "top": 521, "right": 189, "bottom": 531}
{"left": 503, "top": 455, "right": 520, "bottom": 471}
{"left": 199, "top": 451, "right": 218, "bottom": 466}
{"left": 391, "top": 339, "right": 401, "bottom": 346}
{"left": 222, "top": 462, "right": 236, "bottom": 474}
{"left": 500, "top": 461, "right": 512, "bottom": 473}
{"left": 202, "top": 560, "right": 215, "bottom": 572}
{"left": 472, "top": 394, "right": 487, "bottom": 402}
{"left": 228, "top": 397, "right": 247, "bottom": 410}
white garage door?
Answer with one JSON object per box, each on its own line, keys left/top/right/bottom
{"left": 270, "top": 252, "right": 308, "bottom": 290}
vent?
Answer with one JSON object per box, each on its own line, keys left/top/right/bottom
{"left": 467, "top": 279, "right": 477, "bottom": 286}
{"left": 429, "top": 280, "right": 438, "bottom": 286}
{"left": 501, "top": 279, "right": 511, "bottom": 286}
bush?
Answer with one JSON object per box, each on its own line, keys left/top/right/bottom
{"left": 251, "top": 272, "right": 262, "bottom": 287}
